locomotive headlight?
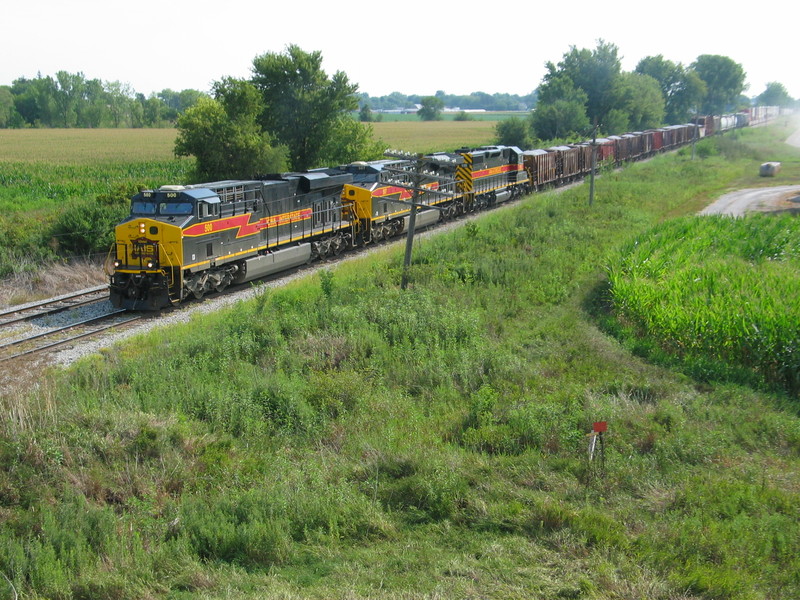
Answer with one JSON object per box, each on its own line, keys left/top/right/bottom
{"left": 113, "top": 260, "right": 121, "bottom": 268}
{"left": 139, "top": 222, "right": 146, "bottom": 234}
{"left": 146, "top": 260, "right": 155, "bottom": 269}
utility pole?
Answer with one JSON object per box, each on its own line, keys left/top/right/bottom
{"left": 382, "top": 151, "right": 453, "bottom": 290}
{"left": 589, "top": 119, "right": 598, "bottom": 206}
{"left": 691, "top": 108, "right": 698, "bottom": 160}
{"left": 401, "top": 160, "right": 421, "bottom": 290}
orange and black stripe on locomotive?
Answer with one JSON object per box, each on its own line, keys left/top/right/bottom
{"left": 454, "top": 145, "right": 529, "bottom": 208}
{"left": 109, "top": 171, "right": 353, "bottom": 310}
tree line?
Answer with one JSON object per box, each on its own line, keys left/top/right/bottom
{"left": 0, "top": 71, "right": 206, "bottom": 128}
{"left": 494, "top": 41, "right": 797, "bottom": 150}
{"left": 358, "top": 90, "right": 537, "bottom": 112}
{"left": 4, "top": 43, "right": 796, "bottom": 181}
{"left": 177, "top": 42, "right": 798, "bottom": 182}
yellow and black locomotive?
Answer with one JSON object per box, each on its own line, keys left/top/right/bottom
{"left": 109, "top": 171, "right": 353, "bottom": 309}
{"left": 109, "top": 146, "right": 529, "bottom": 310}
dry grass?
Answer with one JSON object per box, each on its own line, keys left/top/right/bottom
{"left": 371, "top": 120, "right": 497, "bottom": 153}
{"left": 0, "top": 259, "right": 107, "bottom": 308}
{"left": 0, "top": 128, "right": 178, "bottom": 164}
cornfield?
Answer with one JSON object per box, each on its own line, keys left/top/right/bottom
{"left": 608, "top": 214, "right": 800, "bottom": 393}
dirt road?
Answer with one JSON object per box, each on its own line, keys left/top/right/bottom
{"left": 701, "top": 121, "right": 800, "bottom": 216}
{"left": 699, "top": 185, "right": 800, "bottom": 216}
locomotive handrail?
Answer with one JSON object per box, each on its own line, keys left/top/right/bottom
{"left": 157, "top": 242, "right": 182, "bottom": 304}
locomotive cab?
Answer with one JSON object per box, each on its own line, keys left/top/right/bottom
{"left": 109, "top": 187, "right": 212, "bottom": 310}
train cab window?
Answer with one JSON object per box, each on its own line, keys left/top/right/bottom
{"left": 159, "top": 202, "right": 193, "bottom": 216}
{"left": 131, "top": 201, "right": 157, "bottom": 215}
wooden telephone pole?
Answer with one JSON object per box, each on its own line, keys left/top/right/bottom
{"left": 589, "top": 120, "right": 598, "bottom": 207}
{"left": 381, "top": 151, "right": 455, "bottom": 290}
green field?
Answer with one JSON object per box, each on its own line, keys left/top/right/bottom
{"left": 607, "top": 214, "right": 800, "bottom": 394}
{"left": 0, "top": 129, "right": 180, "bottom": 164}
{"left": 1, "top": 123, "right": 799, "bottom": 599}
{"left": 371, "top": 120, "right": 498, "bottom": 153}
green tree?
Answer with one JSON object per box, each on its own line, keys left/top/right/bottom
{"left": 0, "top": 86, "right": 19, "bottom": 127}
{"left": 636, "top": 55, "right": 706, "bottom": 123}
{"left": 105, "top": 81, "right": 135, "bottom": 127}
{"left": 252, "top": 45, "right": 358, "bottom": 171}
{"left": 53, "top": 70, "right": 85, "bottom": 127}
{"left": 616, "top": 72, "right": 665, "bottom": 131}
{"left": 12, "top": 76, "right": 56, "bottom": 126}
{"left": 175, "top": 78, "right": 286, "bottom": 181}
{"left": 546, "top": 41, "right": 622, "bottom": 127}
{"left": 531, "top": 99, "right": 590, "bottom": 140}
{"left": 77, "top": 78, "right": 107, "bottom": 128}
{"left": 495, "top": 116, "right": 533, "bottom": 149}
{"left": 359, "top": 103, "right": 373, "bottom": 122}
{"left": 531, "top": 73, "right": 589, "bottom": 139}
{"left": 317, "top": 115, "right": 386, "bottom": 166}
{"left": 757, "top": 82, "right": 793, "bottom": 107}
{"left": 417, "top": 96, "right": 444, "bottom": 121}
{"left": 691, "top": 54, "right": 746, "bottom": 114}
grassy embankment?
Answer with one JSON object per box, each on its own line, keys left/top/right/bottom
{"left": 1, "top": 122, "right": 799, "bottom": 599}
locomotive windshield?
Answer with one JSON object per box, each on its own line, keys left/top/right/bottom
{"left": 159, "top": 202, "right": 193, "bottom": 216}
{"left": 130, "top": 199, "right": 194, "bottom": 217}
{"left": 131, "top": 201, "right": 157, "bottom": 215}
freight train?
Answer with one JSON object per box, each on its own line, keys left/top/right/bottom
{"left": 108, "top": 107, "right": 780, "bottom": 310}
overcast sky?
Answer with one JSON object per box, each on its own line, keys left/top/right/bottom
{"left": 5, "top": 0, "right": 796, "bottom": 101}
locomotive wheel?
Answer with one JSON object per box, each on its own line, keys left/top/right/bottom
{"left": 192, "top": 288, "right": 205, "bottom": 300}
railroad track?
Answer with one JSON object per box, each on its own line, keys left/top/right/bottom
{"left": 0, "top": 287, "right": 143, "bottom": 363}
{"left": 0, "top": 285, "right": 110, "bottom": 327}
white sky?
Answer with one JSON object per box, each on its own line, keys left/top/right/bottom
{"left": 4, "top": 0, "right": 797, "bottom": 101}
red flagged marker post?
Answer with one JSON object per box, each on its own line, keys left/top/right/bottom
{"left": 587, "top": 421, "right": 607, "bottom": 474}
